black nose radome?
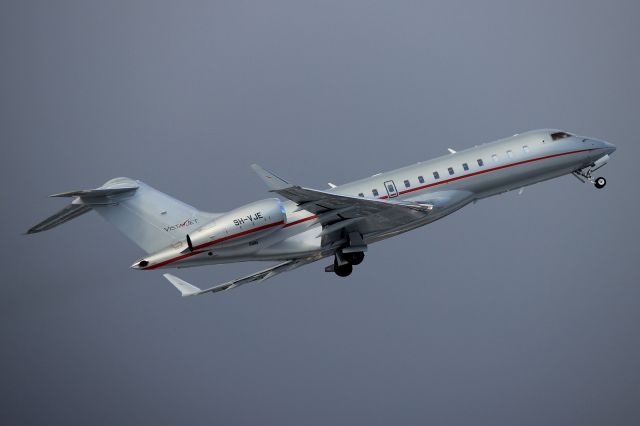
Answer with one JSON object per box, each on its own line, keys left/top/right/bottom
{"left": 138, "top": 260, "right": 149, "bottom": 267}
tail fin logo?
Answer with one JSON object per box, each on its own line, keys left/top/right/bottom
{"left": 164, "top": 218, "right": 199, "bottom": 232}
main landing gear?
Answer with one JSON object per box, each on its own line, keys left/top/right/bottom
{"left": 325, "top": 250, "right": 365, "bottom": 277}
{"left": 324, "top": 232, "right": 367, "bottom": 277}
{"left": 333, "top": 259, "right": 353, "bottom": 277}
{"left": 572, "top": 168, "right": 607, "bottom": 189}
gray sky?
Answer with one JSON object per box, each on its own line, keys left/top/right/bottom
{"left": 1, "top": 1, "right": 639, "bottom": 425}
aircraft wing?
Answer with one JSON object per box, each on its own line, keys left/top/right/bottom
{"left": 275, "top": 185, "right": 433, "bottom": 215}
{"left": 163, "top": 255, "right": 322, "bottom": 296}
{"left": 251, "top": 164, "right": 433, "bottom": 243}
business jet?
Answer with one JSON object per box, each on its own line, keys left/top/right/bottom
{"left": 28, "top": 129, "right": 616, "bottom": 296}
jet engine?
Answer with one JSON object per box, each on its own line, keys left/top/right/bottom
{"left": 186, "top": 198, "right": 286, "bottom": 251}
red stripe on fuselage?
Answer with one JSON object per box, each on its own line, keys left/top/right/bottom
{"left": 283, "top": 215, "right": 319, "bottom": 227}
{"left": 379, "top": 148, "right": 594, "bottom": 199}
{"left": 143, "top": 148, "right": 597, "bottom": 270}
{"left": 143, "top": 220, "right": 285, "bottom": 270}
{"left": 191, "top": 220, "right": 285, "bottom": 251}
{"left": 143, "top": 250, "right": 206, "bottom": 270}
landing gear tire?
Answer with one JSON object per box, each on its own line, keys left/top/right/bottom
{"left": 334, "top": 258, "right": 353, "bottom": 277}
{"left": 343, "top": 252, "right": 365, "bottom": 265}
{"left": 594, "top": 177, "right": 607, "bottom": 189}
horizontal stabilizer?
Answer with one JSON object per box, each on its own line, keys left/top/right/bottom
{"left": 50, "top": 186, "right": 138, "bottom": 198}
{"left": 26, "top": 203, "right": 92, "bottom": 234}
{"left": 27, "top": 177, "right": 218, "bottom": 254}
{"left": 250, "top": 164, "right": 291, "bottom": 190}
{"left": 27, "top": 180, "right": 140, "bottom": 235}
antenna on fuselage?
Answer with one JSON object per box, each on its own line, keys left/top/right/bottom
{"left": 447, "top": 148, "right": 456, "bottom": 154}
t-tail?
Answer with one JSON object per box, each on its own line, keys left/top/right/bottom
{"left": 27, "top": 177, "right": 220, "bottom": 254}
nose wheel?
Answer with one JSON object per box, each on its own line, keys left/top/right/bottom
{"left": 594, "top": 177, "right": 607, "bottom": 189}
{"left": 573, "top": 168, "right": 608, "bottom": 190}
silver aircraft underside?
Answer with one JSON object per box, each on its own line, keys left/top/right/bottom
{"left": 28, "top": 129, "right": 616, "bottom": 296}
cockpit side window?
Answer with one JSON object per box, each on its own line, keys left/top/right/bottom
{"left": 551, "top": 131, "right": 572, "bottom": 141}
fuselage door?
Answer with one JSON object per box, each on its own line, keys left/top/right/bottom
{"left": 384, "top": 180, "right": 398, "bottom": 198}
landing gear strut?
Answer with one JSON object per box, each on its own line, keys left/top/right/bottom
{"left": 572, "top": 167, "right": 608, "bottom": 189}
{"left": 343, "top": 251, "right": 365, "bottom": 265}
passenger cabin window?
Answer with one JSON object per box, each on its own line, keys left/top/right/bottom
{"left": 387, "top": 184, "right": 395, "bottom": 193}
{"left": 477, "top": 159, "right": 484, "bottom": 166}
{"left": 404, "top": 179, "right": 410, "bottom": 188}
{"left": 358, "top": 193, "right": 364, "bottom": 197}
{"left": 551, "top": 131, "right": 572, "bottom": 141}
{"left": 433, "top": 171, "right": 440, "bottom": 179}
{"left": 507, "top": 150, "right": 513, "bottom": 159}
{"left": 462, "top": 163, "right": 469, "bottom": 171}
{"left": 492, "top": 154, "right": 498, "bottom": 162}
{"left": 523, "top": 145, "right": 530, "bottom": 153}
{"left": 448, "top": 167, "right": 454, "bottom": 175}
{"left": 372, "top": 189, "right": 379, "bottom": 197}
{"left": 418, "top": 175, "right": 425, "bottom": 184}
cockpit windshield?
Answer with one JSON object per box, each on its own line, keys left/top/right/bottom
{"left": 551, "top": 131, "right": 572, "bottom": 141}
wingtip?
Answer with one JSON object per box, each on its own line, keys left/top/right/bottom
{"left": 163, "top": 273, "right": 202, "bottom": 297}
{"left": 250, "top": 163, "right": 291, "bottom": 190}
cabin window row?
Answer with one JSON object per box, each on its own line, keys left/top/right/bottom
{"left": 357, "top": 147, "right": 530, "bottom": 197}
{"left": 357, "top": 157, "right": 484, "bottom": 197}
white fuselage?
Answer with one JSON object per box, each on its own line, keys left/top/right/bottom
{"left": 138, "top": 129, "right": 615, "bottom": 270}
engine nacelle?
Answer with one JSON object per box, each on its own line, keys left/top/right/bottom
{"left": 187, "top": 198, "right": 286, "bottom": 251}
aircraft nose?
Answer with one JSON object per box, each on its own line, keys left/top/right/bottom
{"left": 601, "top": 140, "right": 617, "bottom": 155}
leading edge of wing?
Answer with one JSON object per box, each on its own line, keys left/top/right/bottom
{"left": 250, "top": 164, "right": 432, "bottom": 214}
{"left": 163, "top": 256, "right": 321, "bottom": 297}
{"left": 275, "top": 185, "right": 433, "bottom": 214}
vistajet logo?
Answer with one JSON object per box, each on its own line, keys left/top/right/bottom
{"left": 164, "top": 218, "right": 199, "bottom": 232}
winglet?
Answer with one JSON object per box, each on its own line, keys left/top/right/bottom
{"left": 163, "top": 273, "right": 203, "bottom": 297}
{"left": 250, "top": 164, "right": 291, "bottom": 190}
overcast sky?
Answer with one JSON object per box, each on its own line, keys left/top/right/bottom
{"left": 1, "top": 1, "right": 639, "bottom": 425}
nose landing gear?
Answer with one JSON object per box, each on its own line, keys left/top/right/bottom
{"left": 572, "top": 167, "right": 608, "bottom": 190}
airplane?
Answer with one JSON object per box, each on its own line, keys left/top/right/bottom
{"left": 27, "top": 129, "right": 616, "bottom": 297}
